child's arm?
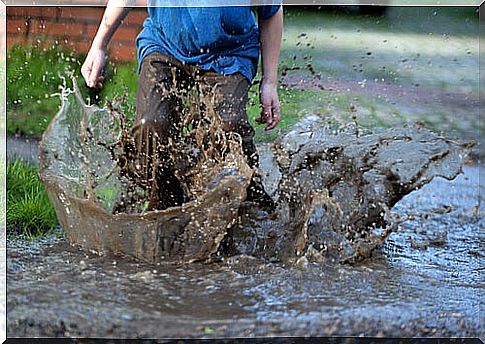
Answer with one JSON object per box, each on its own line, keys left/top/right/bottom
{"left": 81, "top": 0, "right": 133, "bottom": 88}
{"left": 257, "top": 6, "right": 283, "bottom": 131}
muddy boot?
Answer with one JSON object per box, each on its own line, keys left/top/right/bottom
{"left": 246, "top": 175, "right": 275, "bottom": 213}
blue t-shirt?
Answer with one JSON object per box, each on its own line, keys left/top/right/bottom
{"left": 136, "top": 4, "right": 281, "bottom": 81}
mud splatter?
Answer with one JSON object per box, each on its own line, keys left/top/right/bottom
{"left": 226, "top": 116, "right": 474, "bottom": 264}
{"left": 8, "top": 164, "right": 484, "bottom": 337}
{"left": 38, "top": 82, "right": 473, "bottom": 265}
{"left": 39, "top": 81, "right": 252, "bottom": 263}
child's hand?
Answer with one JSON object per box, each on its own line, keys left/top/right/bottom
{"left": 81, "top": 47, "right": 106, "bottom": 89}
{"left": 256, "top": 80, "right": 281, "bottom": 131}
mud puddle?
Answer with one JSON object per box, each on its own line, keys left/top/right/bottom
{"left": 8, "top": 78, "right": 483, "bottom": 337}
{"left": 36, "top": 82, "right": 474, "bottom": 265}
{"left": 7, "top": 164, "right": 484, "bottom": 338}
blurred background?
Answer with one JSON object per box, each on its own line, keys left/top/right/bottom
{"left": 6, "top": 6, "right": 479, "bottom": 148}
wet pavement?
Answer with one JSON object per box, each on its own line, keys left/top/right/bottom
{"left": 7, "top": 164, "right": 484, "bottom": 338}
{"left": 6, "top": 136, "right": 38, "bottom": 163}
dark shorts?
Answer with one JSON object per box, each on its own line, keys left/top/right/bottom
{"left": 129, "top": 52, "right": 260, "bottom": 210}
{"left": 134, "top": 51, "right": 258, "bottom": 167}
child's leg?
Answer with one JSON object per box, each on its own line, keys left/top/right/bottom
{"left": 131, "top": 52, "right": 192, "bottom": 210}
{"left": 201, "top": 71, "right": 275, "bottom": 211}
{"left": 199, "top": 72, "right": 258, "bottom": 167}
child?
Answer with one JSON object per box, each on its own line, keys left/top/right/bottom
{"left": 81, "top": 2, "right": 283, "bottom": 211}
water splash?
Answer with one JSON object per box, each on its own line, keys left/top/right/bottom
{"left": 38, "top": 81, "right": 474, "bottom": 265}
{"left": 39, "top": 80, "right": 252, "bottom": 263}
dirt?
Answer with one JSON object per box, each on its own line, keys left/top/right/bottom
{"left": 6, "top": 80, "right": 483, "bottom": 339}
{"left": 6, "top": 163, "right": 484, "bottom": 337}
{"left": 35, "top": 81, "right": 474, "bottom": 266}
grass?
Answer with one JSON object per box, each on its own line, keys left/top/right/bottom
{"left": 7, "top": 44, "right": 88, "bottom": 137}
{"left": 7, "top": 44, "right": 138, "bottom": 137}
{"left": 0, "top": 156, "right": 5, "bottom": 230}
{"left": 7, "top": 159, "right": 57, "bottom": 238}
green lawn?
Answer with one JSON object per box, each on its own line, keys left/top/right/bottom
{"left": 7, "top": 45, "right": 86, "bottom": 137}
{"left": 7, "top": 159, "right": 57, "bottom": 238}
{"left": 7, "top": 44, "right": 139, "bottom": 137}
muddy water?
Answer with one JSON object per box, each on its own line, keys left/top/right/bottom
{"left": 7, "top": 164, "right": 484, "bottom": 337}
{"left": 37, "top": 84, "right": 474, "bottom": 265}
{"left": 9, "top": 80, "right": 482, "bottom": 337}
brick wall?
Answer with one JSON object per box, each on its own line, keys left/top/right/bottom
{"left": 7, "top": 7, "right": 148, "bottom": 61}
